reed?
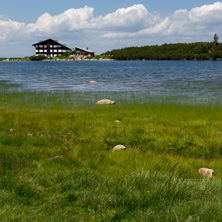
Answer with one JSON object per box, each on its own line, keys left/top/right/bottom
{"left": 0, "top": 82, "right": 222, "bottom": 221}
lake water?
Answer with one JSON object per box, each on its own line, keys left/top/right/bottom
{"left": 1, "top": 60, "right": 222, "bottom": 103}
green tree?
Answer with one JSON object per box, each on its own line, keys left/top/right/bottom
{"left": 195, "top": 42, "right": 208, "bottom": 54}
{"left": 29, "top": 55, "right": 46, "bottom": 61}
{"left": 214, "top": 33, "right": 219, "bottom": 45}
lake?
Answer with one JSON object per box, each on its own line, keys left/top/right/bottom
{"left": 0, "top": 60, "right": 222, "bottom": 103}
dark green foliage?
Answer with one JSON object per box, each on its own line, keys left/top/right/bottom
{"left": 0, "top": 58, "right": 7, "bottom": 61}
{"left": 29, "top": 55, "right": 46, "bottom": 61}
{"left": 195, "top": 42, "right": 208, "bottom": 54}
{"left": 214, "top": 33, "right": 219, "bottom": 46}
{"left": 0, "top": 57, "right": 30, "bottom": 61}
{"left": 55, "top": 53, "right": 69, "bottom": 59}
{"left": 103, "top": 42, "right": 222, "bottom": 60}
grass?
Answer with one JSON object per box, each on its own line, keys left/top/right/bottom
{"left": 1, "top": 83, "right": 222, "bottom": 221}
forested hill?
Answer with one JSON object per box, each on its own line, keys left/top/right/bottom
{"left": 102, "top": 42, "right": 222, "bottom": 60}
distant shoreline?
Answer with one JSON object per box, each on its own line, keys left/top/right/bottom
{"left": 0, "top": 58, "right": 114, "bottom": 62}
{"left": 2, "top": 58, "right": 222, "bottom": 62}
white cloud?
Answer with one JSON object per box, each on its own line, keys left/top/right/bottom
{"left": 25, "top": 4, "right": 153, "bottom": 33}
{"left": 1, "top": 2, "right": 222, "bottom": 56}
{"left": 91, "top": 4, "right": 159, "bottom": 31}
{"left": 134, "top": 2, "right": 222, "bottom": 38}
{"left": 190, "top": 2, "right": 222, "bottom": 23}
{"left": 0, "top": 17, "right": 25, "bottom": 41}
{"left": 26, "top": 6, "right": 94, "bottom": 34}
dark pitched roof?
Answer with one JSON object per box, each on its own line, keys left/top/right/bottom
{"left": 75, "top": 47, "right": 94, "bottom": 53}
{"left": 69, "top": 47, "right": 95, "bottom": 54}
{"left": 32, "top": 38, "right": 71, "bottom": 50}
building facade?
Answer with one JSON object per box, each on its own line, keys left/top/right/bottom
{"left": 32, "top": 39, "right": 71, "bottom": 57}
{"left": 69, "top": 47, "right": 95, "bottom": 58}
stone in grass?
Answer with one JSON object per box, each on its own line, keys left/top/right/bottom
{"left": 198, "top": 168, "right": 215, "bottom": 178}
{"left": 88, "top": 80, "right": 98, "bottom": 83}
{"left": 112, "top": 145, "right": 126, "bottom": 151}
{"left": 48, "top": 155, "right": 64, "bottom": 161}
{"left": 115, "top": 120, "right": 121, "bottom": 123}
{"left": 96, "top": 99, "right": 115, "bottom": 105}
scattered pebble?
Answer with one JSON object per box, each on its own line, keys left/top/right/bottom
{"left": 37, "top": 132, "right": 44, "bottom": 137}
{"left": 198, "top": 168, "right": 215, "bottom": 178}
{"left": 115, "top": 120, "right": 121, "bottom": 123}
{"left": 9, "top": 129, "right": 14, "bottom": 133}
{"left": 112, "top": 145, "right": 126, "bottom": 151}
{"left": 88, "top": 81, "right": 98, "bottom": 83}
{"left": 96, "top": 99, "right": 115, "bottom": 105}
{"left": 48, "top": 155, "right": 64, "bottom": 161}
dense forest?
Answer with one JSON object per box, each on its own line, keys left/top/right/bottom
{"left": 102, "top": 36, "right": 222, "bottom": 60}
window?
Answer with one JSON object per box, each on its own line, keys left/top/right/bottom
{"left": 36, "top": 50, "right": 38, "bottom": 52}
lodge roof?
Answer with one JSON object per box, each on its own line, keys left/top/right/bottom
{"left": 32, "top": 38, "right": 71, "bottom": 50}
{"left": 74, "top": 47, "right": 94, "bottom": 53}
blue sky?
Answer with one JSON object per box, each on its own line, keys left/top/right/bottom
{"left": 0, "top": 0, "right": 221, "bottom": 56}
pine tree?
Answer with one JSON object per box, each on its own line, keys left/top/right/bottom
{"left": 214, "top": 34, "right": 219, "bottom": 45}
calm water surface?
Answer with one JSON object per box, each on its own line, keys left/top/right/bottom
{"left": 0, "top": 60, "right": 222, "bottom": 100}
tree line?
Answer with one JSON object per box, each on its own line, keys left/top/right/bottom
{"left": 102, "top": 35, "right": 222, "bottom": 60}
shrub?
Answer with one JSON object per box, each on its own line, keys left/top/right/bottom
{"left": 29, "top": 55, "right": 46, "bottom": 61}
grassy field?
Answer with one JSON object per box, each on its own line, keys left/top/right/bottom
{"left": 1, "top": 82, "right": 222, "bottom": 221}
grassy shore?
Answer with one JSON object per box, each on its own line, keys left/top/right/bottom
{"left": 1, "top": 83, "right": 222, "bottom": 221}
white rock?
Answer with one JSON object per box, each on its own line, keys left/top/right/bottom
{"left": 115, "top": 120, "right": 121, "bottom": 123}
{"left": 112, "top": 145, "right": 126, "bottom": 151}
{"left": 88, "top": 81, "right": 98, "bottom": 83}
{"left": 198, "top": 168, "right": 215, "bottom": 178}
{"left": 96, "top": 99, "right": 115, "bottom": 105}
{"left": 48, "top": 155, "right": 64, "bottom": 161}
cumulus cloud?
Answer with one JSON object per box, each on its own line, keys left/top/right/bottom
{"left": 134, "top": 2, "right": 222, "bottom": 38}
{"left": 0, "top": 17, "right": 25, "bottom": 41}
{"left": 25, "top": 4, "right": 153, "bottom": 33}
{"left": 91, "top": 4, "right": 160, "bottom": 31}
{"left": 1, "top": 2, "right": 222, "bottom": 55}
{"left": 26, "top": 6, "right": 94, "bottom": 33}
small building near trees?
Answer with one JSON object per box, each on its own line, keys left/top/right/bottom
{"left": 69, "top": 47, "right": 95, "bottom": 58}
{"left": 32, "top": 39, "right": 71, "bottom": 57}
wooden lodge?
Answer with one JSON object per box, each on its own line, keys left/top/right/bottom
{"left": 32, "top": 39, "right": 71, "bottom": 57}
{"left": 69, "top": 47, "right": 95, "bottom": 58}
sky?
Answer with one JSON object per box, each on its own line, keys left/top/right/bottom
{"left": 0, "top": 0, "right": 221, "bottom": 57}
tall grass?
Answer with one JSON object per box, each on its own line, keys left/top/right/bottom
{"left": 1, "top": 82, "right": 222, "bottom": 221}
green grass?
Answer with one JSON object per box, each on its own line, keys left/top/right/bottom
{"left": 1, "top": 84, "right": 222, "bottom": 221}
